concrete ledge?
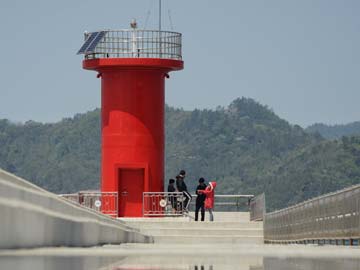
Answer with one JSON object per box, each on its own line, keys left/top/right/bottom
{"left": 140, "top": 228, "right": 263, "bottom": 236}
{"left": 0, "top": 168, "right": 153, "bottom": 249}
{"left": 153, "top": 235, "right": 264, "bottom": 244}
{"left": 123, "top": 220, "right": 263, "bottom": 229}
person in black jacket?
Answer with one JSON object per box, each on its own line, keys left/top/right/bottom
{"left": 167, "top": 178, "right": 176, "bottom": 192}
{"left": 176, "top": 170, "right": 192, "bottom": 212}
{"left": 195, "top": 177, "right": 207, "bottom": 221}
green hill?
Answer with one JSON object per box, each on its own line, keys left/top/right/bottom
{"left": 0, "top": 110, "right": 101, "bottom": 193}
{"left": 263, "top": 136, "right": 360, "bottom": 210}
{"left": 306, "top": 122, "right": 360, "bottom": 139}
{"left": 165, "top": 98, "right": 321, "bottom": 198}
{"left": 0, "top": 97, "right": 359, "bottom": 211}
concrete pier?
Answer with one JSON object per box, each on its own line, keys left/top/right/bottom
{"left": 0, "top": 169, "right": 152, "bottom": 249}
{"left": 120, "top": 212, "right": 263, "bottom": 244}
{"left": 2, "top": 168, "right": 360, "bottom": 270}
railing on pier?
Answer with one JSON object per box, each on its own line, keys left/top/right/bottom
{"left": 59, "top": 191, "right": 118, "bottom": 217}
{"left": 59, "top": 191, "right": 256, "bottom": 219}
{"left": 264, "top": 184, "right": 360, "bottom": 245}
{"left": 250, "top": 193, "right": 266, "bottom": 221}
{"left": 144, "top": 193, "right": 254, "bottom": 217}
{"left": 190, "top": 194, "right": 254, "bottom": 212}
{"left": 143, "top": 192, "right": 184, "bottom": 217}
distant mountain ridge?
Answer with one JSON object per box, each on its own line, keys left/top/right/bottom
{"left": 0, "top": 97, "right": 359, "bottom": 211}
{"left": 306, "top": 121, "right": 360, "bottom": 139}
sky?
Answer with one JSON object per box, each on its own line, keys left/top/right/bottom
{"left": 0, "top": 0, "right": 359, "bottom": 127}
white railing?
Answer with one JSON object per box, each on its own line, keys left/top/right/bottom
{"left": 59, "top": 191, "right": 118, "bottom": 217}
{"left": 264, "top": 184, "right": 360, "bottom": 244}
{"left": 250, "top": 193, "right": 266, "bottom": 221}
{"left": 143, "top": 192, "right": 184, "bottom": 217}
{"left": 83, "top": 30, "right": 182, "bottom": 60}
{"left": 190, "top": 194, "right": 254, "bottom": 210}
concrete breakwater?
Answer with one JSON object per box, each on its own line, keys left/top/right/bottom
{"left": 0, "top": 169, "right": 152, "bottom": 249}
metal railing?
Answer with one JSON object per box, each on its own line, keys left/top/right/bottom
{"left": 264, "top": 184, "right": 360, "bottom": 244}
{"left": 190, "top": 194, "right": 254, "bottom": 211}
{"left": 84, "top": 30, "right": 182, "bottom": 60}
{"left": 143, "top": 192, "right": 184, "bottom": 217}
{"left": 250, "top": 193, "right": 266, "bottom": 221}
{"left": 59, "top": 191, "right": 118, "bottom": 217}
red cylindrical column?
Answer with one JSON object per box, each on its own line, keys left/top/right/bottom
{"left": 83, "top": 58, "right": 183, "bottom": 217}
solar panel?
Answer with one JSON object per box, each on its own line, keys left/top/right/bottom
{"left": 77, "top": 31, "right": 106, "bottom": 54}
{"left": 86, "top": 31, "right": 106, "bottom": 53}
{"left": 77, "top": 32, "right": 99, "bottom": 54}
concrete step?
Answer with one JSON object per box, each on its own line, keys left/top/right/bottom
{"left": 153, "top": 235, "right": 264, "bottom": 244}
{"left": 119, "top": 211, "right": 264, "bottom": 245}
{"left": 119, "top": 217, "right": 190, "bottom": 222}
{"left": 140, "top": 227, "right": 263, "bottom": 236}
{"left": 119, "top": 211, "right": 252, "bottom": 223}
{"left": 123, "top": 221, "right": 263, "bottom": 229}
{"left": 187, "top": 211, "right": 251, "bottom": 222}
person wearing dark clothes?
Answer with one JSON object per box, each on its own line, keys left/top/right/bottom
{"left": 167, "top": 178, "right": 176, "bottom": 192}
{"left": 195, "top": 177, "right": 207, "bottom": 221}
{"left": 176, "top": 170, "right": 192, "bottom": 212}
{"left": 167, "top": 178, "right": 177, "bottom": 210}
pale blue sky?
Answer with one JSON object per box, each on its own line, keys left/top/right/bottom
{"left": 0, "top": 0, "right": 359, "bottom": 127}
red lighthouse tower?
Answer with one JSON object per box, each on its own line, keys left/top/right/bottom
{"left": 78, "top": 21, "right": 183, "bottom": 217}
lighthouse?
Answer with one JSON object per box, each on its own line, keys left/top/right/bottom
{"left": 77, "top": 21, "right": 183, "bottom": 217}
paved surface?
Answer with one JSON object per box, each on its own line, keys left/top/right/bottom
{"left": 1, "top": 243, "right": 359, "bottom": 258}
{"left": 2, "top": 168, "right": 360, "bottom": 269}
{"left": 1, "top": 244, "right": 360, "bottom": 270}
{"left": 1, "top": 205, "right": 360, "bottom": 269}
{"left": 120, "top": 212, "right": 264, "bottom": 244}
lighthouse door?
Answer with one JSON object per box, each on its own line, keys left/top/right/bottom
{"left": 118, "top": 168, "right": 144, "bottom": 217}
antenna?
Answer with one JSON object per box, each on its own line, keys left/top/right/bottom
{"left": 159, "top": 0, "right": 161, "bottom": 31}
{"left": 144, "top": 10, "right": 151, "bottom": 29}
{"left": 168, "top": 9, "right": 174, "bottom": 30}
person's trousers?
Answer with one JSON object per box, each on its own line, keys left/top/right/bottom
{"left": 195, "top": 202, "right": 205, "bottom": 221}
{"left": 208, "top": 208, "right": 214, "bottom": 221}
{"left": 183, "top": 191, "right": 192, "bottom": 211}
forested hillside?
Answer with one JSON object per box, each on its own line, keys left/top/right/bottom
{"left": 1, "top": 97, "right": 359, "bottom": 211}
{"left": 165, "top": 98, "right": 322, "bottom": 198}
{"left": 0, "top": 110, "right": 101, "bottom": 193}
{"left": 306, "top": 122, "right": 360, "bottom": 139}
{"left": 263, "top": 136, "right": 360, "bottom": 210}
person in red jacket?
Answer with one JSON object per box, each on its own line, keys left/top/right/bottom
{"left": 198, "top": 181, "right": 217, "bottom": 222}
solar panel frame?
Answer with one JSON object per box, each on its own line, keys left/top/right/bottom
{"left": 85, "top": 31, "right": 106, "bottom": 53}
{"left": 77, "top": 32, "right": 99, "bottom": 54}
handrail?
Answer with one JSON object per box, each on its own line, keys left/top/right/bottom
{"left": 82, "top": 29, "right": 182, "bottom": 61}
{"left": 191, "top": 194, "right": 254, "bottom": 198}
{"left": 190, "top": 194, "right": 254, "bottom": 211}
{"left": 59, "top": 192, "right": 118, "bottom": 217}
{"left": 143, "top": 192, "right": 184, "bottom": 217}
{"left": 264, "top": 184, "right": 360, "bottom": 244}
{"left": 250, "top": 193, "right": 266, "bottom": 221}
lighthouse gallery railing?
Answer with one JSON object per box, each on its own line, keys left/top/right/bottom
{"left": 84, "top": 30, "right": 182, "bottom": 60}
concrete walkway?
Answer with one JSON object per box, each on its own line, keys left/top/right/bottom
{"left": 120, "top": 212, "right": 264, "bottom": 244}
{"left": 1, "top": 168, "right": 360, "bottom": 269}
{"left": 1, "top": 243, "right": 360, "bottom": 270}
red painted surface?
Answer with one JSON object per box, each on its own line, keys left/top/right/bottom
{"left": 118, "top": 168, "right": 144, "bottom": 216}
{"left": 83, "top": 58, "right": 183, "bottom": 217}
